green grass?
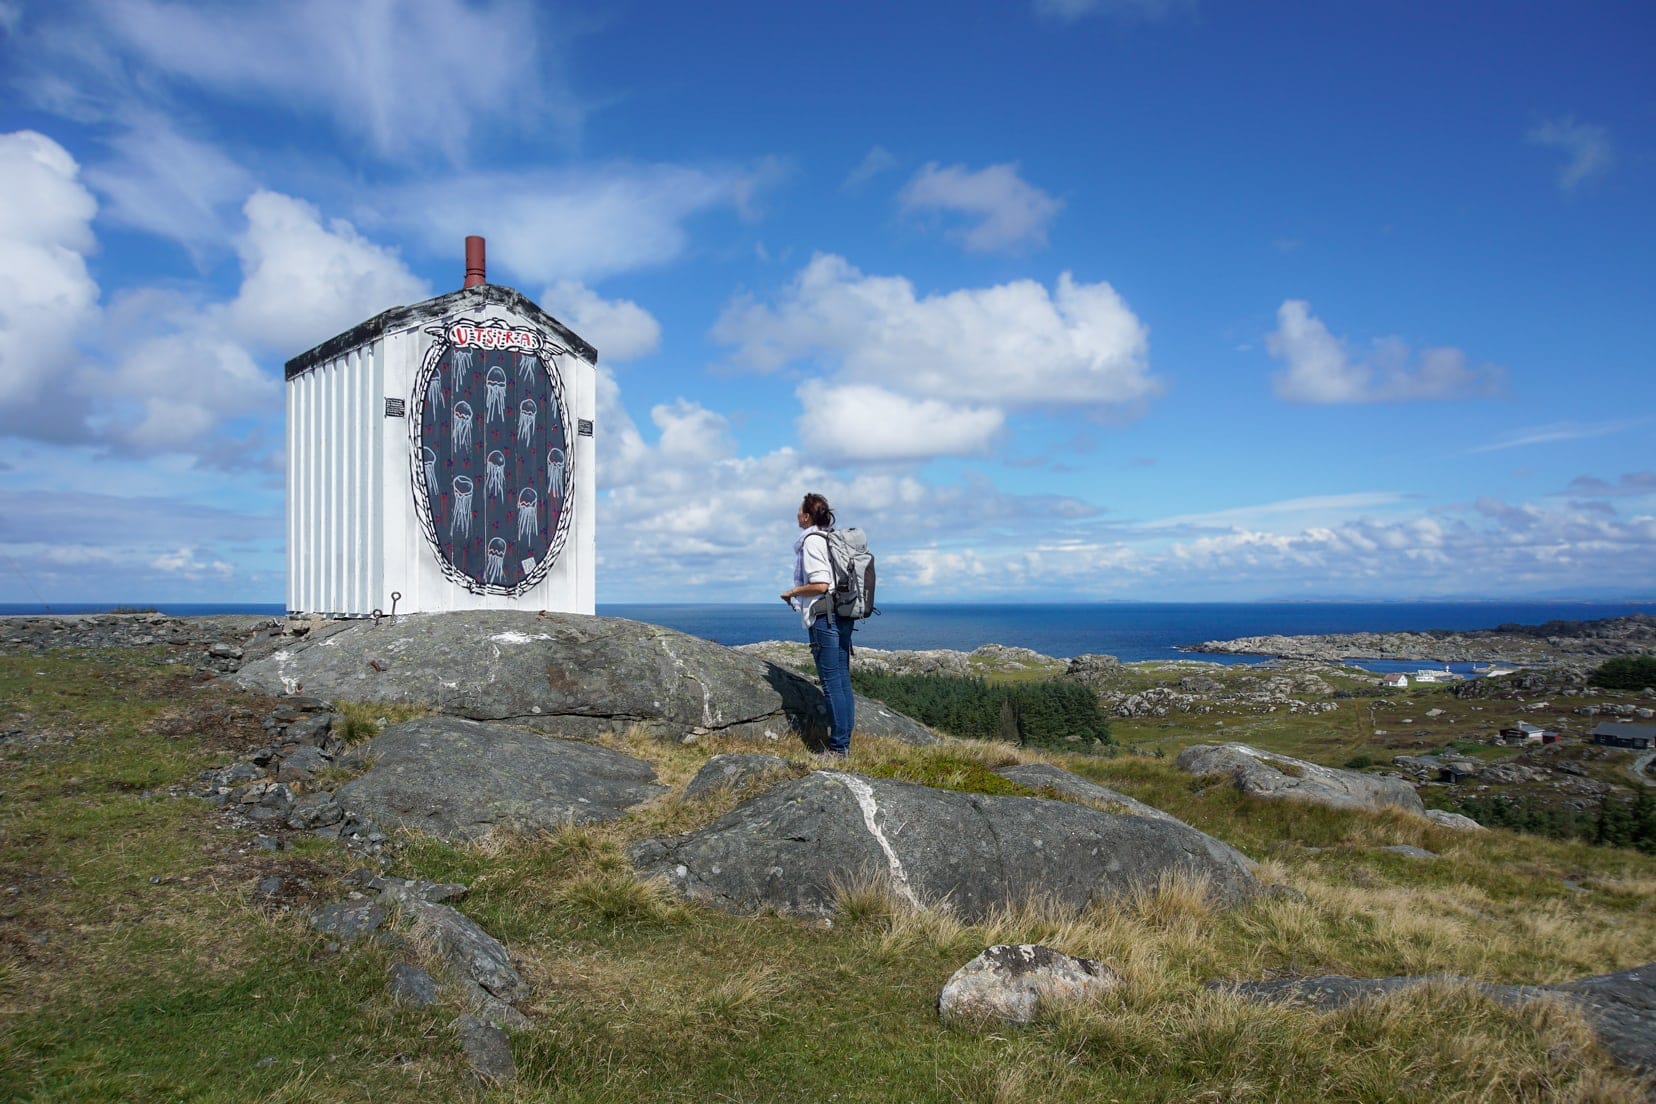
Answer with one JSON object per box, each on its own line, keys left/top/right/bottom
{"left": 2, "top": 645, "right": 1653, "bottom": 1102}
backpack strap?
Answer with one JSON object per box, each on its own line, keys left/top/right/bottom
{"left": 804, "top": 530, "right": 844, "bottom": 625}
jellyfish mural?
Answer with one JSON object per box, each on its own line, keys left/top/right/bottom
{"left": 452, "top": 401, "right": 474, "bottom": 453}
{"left": 451, "top": 475, "right": 475, "bottom": 537}
{"left": 517, "top": 398, "right": 537, "bottom": 447}
{"left": 547, "top": 447, "right": 565, "bottom": 504}
{"left": 422, "top": 446, "right": 440, "bottom": 503}
{"left": 450, "top": 347, "right": 475, "bottom": 393}
{"left": 485, "top": 365, "right": 508, "bottom": 423}
{"left": 485, "top": 450, "right": 507, "bottom": 500}
{"left": 484, "top": 537, "right": 508, "bottom": 585}
{"left": 414, "top": 316, "right": 573, "bottom": 595}
{"left": 516, "top": 486, "right": 538, "bottom": 542}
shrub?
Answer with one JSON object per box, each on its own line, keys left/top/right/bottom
{"left": 850, "top": 670, "right": 1112, "bottom": 751}
{"left": 1588, "top": 655, "right": 1656, "bottom": 691}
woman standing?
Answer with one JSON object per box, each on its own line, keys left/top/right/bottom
{"left": 780, "top": 493, "right": 855, "bottom": 757}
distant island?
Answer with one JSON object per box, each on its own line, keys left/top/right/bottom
{"left": 1186, "top": 614, "right": 1656, "bottom": 667}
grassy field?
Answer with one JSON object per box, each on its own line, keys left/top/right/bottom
{"left": 2, "top": 646, "right": 1653, "bottom": 1102}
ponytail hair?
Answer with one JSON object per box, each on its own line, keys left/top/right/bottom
{"left": 800, "top": 493, "right": 835, "bottom": 529}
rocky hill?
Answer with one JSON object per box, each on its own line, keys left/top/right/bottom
{"left": 1186, "top": 614, "right": 1656, "bottom": 666}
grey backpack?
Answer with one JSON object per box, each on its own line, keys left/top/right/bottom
{"left": 809, "top": 528, "right": 878, "bottom": 620}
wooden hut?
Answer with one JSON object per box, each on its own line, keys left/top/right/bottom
{"left": 284, "top": 238, "right": 596, "bottom": 616}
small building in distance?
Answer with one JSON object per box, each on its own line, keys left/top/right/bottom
{"left": 1439, "top": 759, "right": 1479, "bottom": 784}
{"left": 1590, "top": 722, "right": 1656, "bottom": 750}
{"left": 1498, "top": 721, "right": 1556, "bottom": 746}
{"left": 1382, "top": 673, "right": 1409, "bottom": 689}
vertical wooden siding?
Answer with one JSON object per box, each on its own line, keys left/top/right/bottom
{"left": 287, "top": 343, "right": 383, "bottom": 615}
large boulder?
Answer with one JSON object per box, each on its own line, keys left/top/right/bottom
{"left": 1176, "top": 743, "right": 1425, "bottom": 815}
{"left": 630, "top": 771, "right": 1259, "bottom": 922}
{"left": 232, "top": 610, "right": 937, "bottom": 748}
{"left": 335, "top": 716, "right": 668, "bottom": 842}
{"left": 994, "top": 763, "right": 1194, "bottom": 829}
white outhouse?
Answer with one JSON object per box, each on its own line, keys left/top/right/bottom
{"left": 285, "top": 238, "right": 596, "bottom": 617}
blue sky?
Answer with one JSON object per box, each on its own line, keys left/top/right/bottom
{"left": 0, "top": 0, "right": 1652, "bottom": 605}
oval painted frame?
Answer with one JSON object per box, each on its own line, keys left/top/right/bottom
{"left": 409, "top": 317, "right": 574, "bottom": 595}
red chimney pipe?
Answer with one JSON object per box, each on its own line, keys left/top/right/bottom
{"left": 464, "top": 235, "right": 486, "bottom": 288}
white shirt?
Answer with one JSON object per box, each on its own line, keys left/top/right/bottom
{"left": 792, "top": 526, "right": 833, "bottom": 628}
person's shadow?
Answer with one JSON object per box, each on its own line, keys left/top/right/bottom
{"left": 759, "top": 661, "right": 835, "bottom": 753}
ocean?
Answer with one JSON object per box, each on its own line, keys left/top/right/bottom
{"left": 5, "top": 600, "right": 1650, "bottom": 666}
{"left": 601, "top": 601, "right": 1656, "bottom": 664}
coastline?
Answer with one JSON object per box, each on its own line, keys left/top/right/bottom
{"left": 1186, "top": 614, "right": 1656, "bottom": 669}
{"left": 7, "top": 607, "right": 1650, "bottom": 673}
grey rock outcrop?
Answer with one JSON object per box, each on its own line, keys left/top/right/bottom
{"left": 388, "top": 962, "right": 440, "bottom": 1007}
{"left": 454, "top": 1015, "right": 516, "bottom": 1085}
{"left": 335, "top": 716, "right": 668, "bottom": 843}
{"left": 938, "top": 944, "right": 1119, "bottom": 1026}
{"left": 683, "top": 753, "right": 796, "bottom": 801}
{"left": 1177, "top": 743, "right": 1425, "bottom": 815}
{"left": 309, "top": 900, "right": 386, "bottom": 943}
{"left": 1423, "top": 809, "right": 1485, "bottom": 831}
{"left": 310, "top": 873, "right": 532, "bottom": 1035}
{"left": 233, "top": 610, "right": 936, "bottom": 748}
{"left": 1189, "top": 615, "right": 1656, "bottom": 667}
{"left": 1063, "top": 653, "right": 1122, "bottom": 689}
{"left": 992, "top": 763, "right": 1191, "bottom": 828}
{"left": 1218, "top": 961, "right": 1656, "bottom": 1082}
{"left": 0, "top": 612, "right": 281, "bottom": 672}
{"left": 735, "top": 640, "right": 1069, "bottom": 680}
{"left": 631, "top": 771, "right": 1259, "bottom": 922}
{"left": 401, "top": 905, "right": 520, "bottom": 1001}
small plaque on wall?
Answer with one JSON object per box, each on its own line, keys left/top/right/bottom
{"left": 578, "top": 419, "right": 594, "bottom": 437}
{"left": 385, "top": 398, "right": 406, "bottom": 418}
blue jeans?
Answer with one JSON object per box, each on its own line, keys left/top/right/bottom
{"left": 808, "top": 614, "right": 855, "bottom": 755}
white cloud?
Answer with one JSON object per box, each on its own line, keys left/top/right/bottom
{"left": 1559, "top": 471, "right": 1656, "bottom": 499}
{"left": 1527, "top": 116, "right": 1614, "bottom": 191}
{"left": 227, "top": 191, "right": 430, "bottom": 352}
{"left": 84, "top": 115, "right": 255, "bottom": 255}
{"left": 593, "top": 363, "right": 1125, "bottom": 600}
{"left": 843, "top": 145, "right": 897, "bottom": 190}
{"left": 1468, "top": 420, "right": 1639, "bottom": 454}
{"left": 151, "top": 546, "right": 235, "bottom": 577}
{"left": 0, "top": 482, "right": 282, "bottom": 603}
{"left": 898, "top": 162, "right": 1063, "bottom": 253}
{"left": 383, "top": 161, "right": 778, "bottom": 285}
{"left": 1151, "top": 492, "right": 1410, "bottom": 532}
{"left": 93, "top": 0, "right": 578, "bottom": 161}
{"left": 539, "top": 281, "right": 661, "bottom": 363}
{"left": 796, "top": 382, "right": 1003, "bottom": 462}
{"left": 0, "top": 130, "right": 99, "bottom": 433}
{"left": 1033, "top": 0, "right": 1190, "bottom": 22}
{"left": 94, "top": 304, "right": 277, "bottom": 452}
{"left": 1267, "top": 300, "right": 1504, "bottom": 404}
{"left": 715, "top": 254, "right": 1157, "bottom": 457}
{"left": 0, "top": 179, "right": 424, "bottom": 463}
{"left": 1143, "top": 498, "right": 1656, "bottom": 597}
